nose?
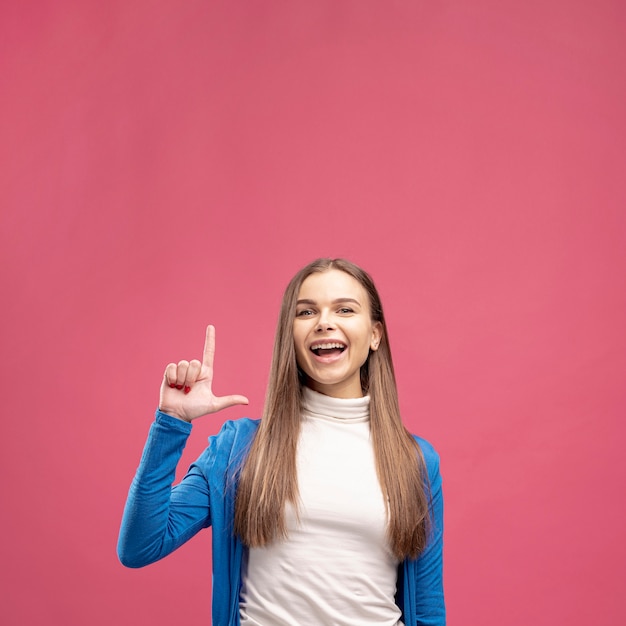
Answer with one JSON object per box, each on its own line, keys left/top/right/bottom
{"left": 316, "top": 310, "right": 335, "bottom": 332}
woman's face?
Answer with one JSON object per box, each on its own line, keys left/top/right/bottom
{"left": 293, "top": 269, "right": 382, "bottom": 398}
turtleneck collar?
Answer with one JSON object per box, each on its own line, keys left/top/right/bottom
{"left": 301, "top": 386, "right": 370, "bottom": 423}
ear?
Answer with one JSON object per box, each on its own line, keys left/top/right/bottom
{"left": 370, "top": 322, "right": 383, "bottom": 351}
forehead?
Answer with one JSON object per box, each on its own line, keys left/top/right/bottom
{"left": 297, "top": 269, "right": 368, "bottom": 302}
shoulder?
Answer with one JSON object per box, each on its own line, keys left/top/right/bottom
{"left": 187, "top": 418, "right": 260, "bottom": 486}
{"left": 411, "top": 435, "right": 442, "bottom": 482}
{"left": 208, "top": 417, "right": 260, "bottom": 451}
{"left": 202, "top": 418, "right": 260, "bottom": 472}
{"left": 211, "top": 417, "right": 261, "bottom": 439}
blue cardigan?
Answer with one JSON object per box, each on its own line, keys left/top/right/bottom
{"left": 118, "top": 411, "right": 445, "bottom": 625}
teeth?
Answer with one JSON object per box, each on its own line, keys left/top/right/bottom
{"left": 312, "top": 342, "right": 345, "bottom": 350}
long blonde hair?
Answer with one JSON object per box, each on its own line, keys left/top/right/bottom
{"left": 234, "top": 258, "right": 431, "bottom": 560}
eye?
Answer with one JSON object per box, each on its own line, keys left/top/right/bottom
{"left": 338, "top": 307, "right": 354, "bottom": 314}
{"left": 296, "top": 309, "right": 315, "bottom": 317}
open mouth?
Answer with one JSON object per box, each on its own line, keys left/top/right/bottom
{"left": 310, "top": 342, "right": 347, "bottom": 357}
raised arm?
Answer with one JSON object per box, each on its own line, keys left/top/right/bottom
{"left": 117, "top": 326, "right": 248, "bottom": 568}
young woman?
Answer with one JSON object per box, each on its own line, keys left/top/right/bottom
{"left": 118, "top": 258, "right": 445, "bottom": 625}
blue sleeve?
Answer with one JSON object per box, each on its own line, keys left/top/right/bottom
{"left": 415, "top": 439, "right": 445, "bottom": 625}
{"left": 117, "top": 410, "right": 213, "bottom": 568}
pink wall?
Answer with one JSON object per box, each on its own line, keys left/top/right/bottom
{"left": 2, "top": 1, "right": 625, "bottom": 624}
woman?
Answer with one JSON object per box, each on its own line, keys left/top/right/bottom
{"left": 118, "top": 258, "right": 445, "bottom": 625}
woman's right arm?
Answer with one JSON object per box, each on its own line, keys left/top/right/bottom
{"left": 117, "top": 325, "right": 248, "bottom": 568}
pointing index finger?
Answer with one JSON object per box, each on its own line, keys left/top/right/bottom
{"left": 202, "top": 324, "right": 216, "bottom": 369}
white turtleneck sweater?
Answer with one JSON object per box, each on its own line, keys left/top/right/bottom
{"left": 239, "top": 387, "right": 403, "bottom": 626}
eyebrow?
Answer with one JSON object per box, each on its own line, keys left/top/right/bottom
{"left": 296, "top": 298, "right": 362, "bottom": 306}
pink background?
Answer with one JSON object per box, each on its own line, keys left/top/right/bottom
{"left": 2, "top": 1, "right": 625, "bottom": 624}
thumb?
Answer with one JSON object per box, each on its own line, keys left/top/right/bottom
{"left": 213, "top": 394, "right": 250, "bottom": 412}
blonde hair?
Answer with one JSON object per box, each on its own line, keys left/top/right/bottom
{"left": 234, "top": 258, "right": 430, "bottom": 560}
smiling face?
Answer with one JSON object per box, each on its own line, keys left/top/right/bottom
{"left": 293, "top": 269, "right": 382, "bottom": 398}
